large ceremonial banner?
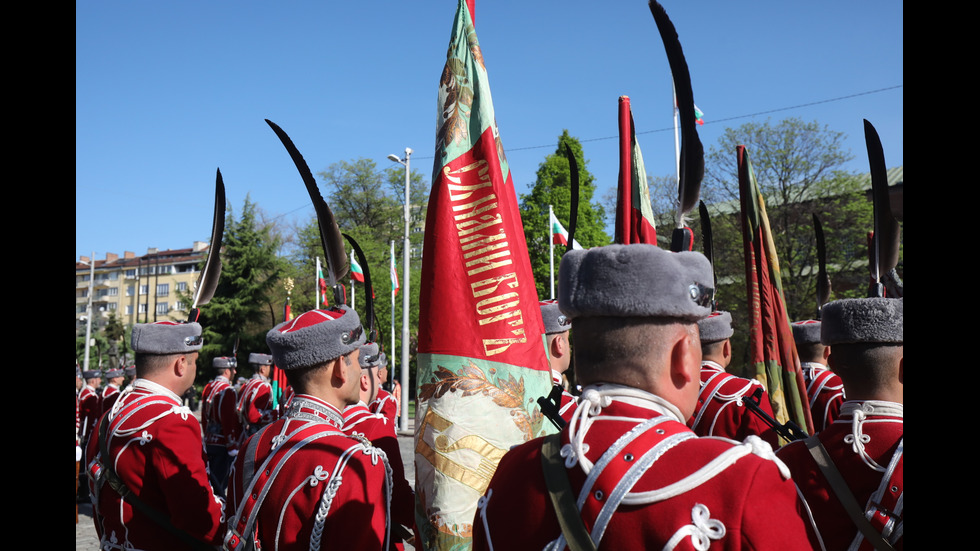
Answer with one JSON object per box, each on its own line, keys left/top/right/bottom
{"left": 415, "top": 1, "right": 554, "bottom": 549}
{"left": 615, "top": 96, "right": 658, "bottom": 245}
{"left": 737, "top": 145, "right": 814, "bottom": 437}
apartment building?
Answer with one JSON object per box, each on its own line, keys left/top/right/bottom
{"left": 75, "top": 242, "right": 210, "bottom": 335}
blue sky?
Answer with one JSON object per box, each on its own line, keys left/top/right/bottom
{"left": 76, "top": 1, "right": 903, "bottom": 262}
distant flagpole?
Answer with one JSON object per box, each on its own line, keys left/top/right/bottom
{"left": 350, "top": 250, "right": 356, "bottom": 310}
{"left": 315, "top": 256, "right": 321, "bottom": 308}
{"left": 549, "top": 204, "right": 555, "bottom": 299}
{"left": 390, "top": 239, "right": 397, "bottom": 383}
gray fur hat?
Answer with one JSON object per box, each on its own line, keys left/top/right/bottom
{"left": 791, "top": 320, "right": 822, "bottom": 345}
{"left": 105, "top": 368, "right": 124, "bottom": 378}
{"left": 359, "top": 342, "right": 382, "bottom": 369}
{"left": 82, "top": 370, "right": 100, "bottom": 379}
{"left": 558, "top": 244, "right": 714, "bottom": 322}
{"left": 540, "top": 299, "right": 572, "bottom": 335}
{"left": 124, "top": 366, "right": 136, "bottom": 378}
{"left": 821, "top": 298, "right": 903, "bottom": 346}
{"left": 378, "top": 352, "right": 388, "bottom": 368}
{"left": 131, "top": 321, "right": 203, "bottom": 355}
{"left": 266, "top": 306, "right": 365, "bottom": 371}
{"left": 248, "top": 353, "right": 273, "bottom": 366}
{"left": 213, "top": 356, "right": 237, "bottom": 370}
{"left": 698, "top": 311, "right": 734, "bottom": 344}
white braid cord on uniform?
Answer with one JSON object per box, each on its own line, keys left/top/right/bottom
{"left": 476, "top": 489, "right": 495, "bottom": 551}
{"left": 548, "top": 387, "right": 789, "bottom": 551}
{"left": 840, "top": 401, "right": 903, "bottom": 472}
{"left": 690, "top": 369, "right": 762, "bottom": 436}
{"left": 308, "top": 435, "right": 393, "bottom": 551}
{"left": 846, "top": 436, "right": 904, "bottom": 551}
{"left": 662, "top": 504, "right": 726, "bottom": 551}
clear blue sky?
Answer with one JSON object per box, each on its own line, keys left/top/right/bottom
{"left": 76, "top": 1, "right": 903, "bottom": 262}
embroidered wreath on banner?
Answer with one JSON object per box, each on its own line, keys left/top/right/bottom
{"left": 419, "top": 363, "right": 545, "bottom": 440}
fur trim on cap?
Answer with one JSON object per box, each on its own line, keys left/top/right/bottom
{"left": 213, "top": 356, "right": 237, "bottom": 369}
{"left": 821, "top": 298, "right": 903, "bottom": 345}
{"left": 124, "top": 366, "right": 136, "bottom": 377}
{"left": 131, "top": 321, "right": 203, "bottom": 355}
{"left": 539, "top": 299, "right": 572, "bottom": 335}
{"left": 104, "top": 369, "right": 124, "bottom": 378}
{"left": 82, "top": 370, "right": 100, "bottom": 379}
{"left": 698, "top": 311, "right": 734, "bottom": 344}
{"left": 558, "top": 244, "right": 713, "bottom": 322}
{"left": 359, "top": 342, "right": 382, "bottom": 368}
{"left": 791, "top": 320, "right": 822, "bottom": 345}
{"left": 248, "top": 353, "right": 273, "bottom": 366}
{"left": 266, "top": 306, "right": 365, "bottom": 371}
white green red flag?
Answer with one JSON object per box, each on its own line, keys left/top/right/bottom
{"left": 615, "top": 96, "right": 658, "bottom": 245}
{"left": 390, "top": 253, "right": 400, "bottom": 296}
{"left": 415, "top": 1, "right": 553, "bottom": 548}
{"left": 351, "top": 254, "right": 365, "bottom": 283}
{"left": 550, "top": 208, "right": 582, "bottom": 249}
{"left": 737, "top": 145, "right": 814, "bottom": 439}
{"left": 316, "top": 257, "right": 328, "bottom": 307}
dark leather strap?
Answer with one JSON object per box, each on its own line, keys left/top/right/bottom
{"left": 540, "top": 433, "right": 596, "bottom": 551}
{"left": 804, "top": 436, "right": 894, "bottom": 551}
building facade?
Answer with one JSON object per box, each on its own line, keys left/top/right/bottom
{"left": 75, "top": 243, "right": 210, "bottom": 337}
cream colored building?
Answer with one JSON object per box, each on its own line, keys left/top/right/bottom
{"left": 75, "top": 242, "right": 210, "bottom": 335}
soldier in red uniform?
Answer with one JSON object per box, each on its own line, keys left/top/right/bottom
{"left": 343, "top": 342, "right": 415, "bottom": 547}
{"left": 472, "top": 244, "right": 813, "bottom": 550}
{"left": 369, "top": 352, "right": 398, "bottom": 424}
{"left": 540, "top": 299, "right": 578, "bottom": 423}
{"left": 777, "top": 298, "right": 903, "bottom": 550}
{"left": 236, "top": 352, "right": 276, "bottom": 441}
{"left": 201, "top": 355, "right": 241, "bottom": 497}
{"left": 77, "top": 368, "right": 102, "bottom": 503}
{"left": 99, "top": 368, "right": 125, "bottom": 416}
{"left": 688, "top": 311, "right": 779, "bottom": 447}
{"left": 225, "top": 306, "right": 392, "bottom": 551}
{"left": 86, "top": 321, "right": 226, "bottom": 549}
{"left": 792, "top": 319, "right": 845, "bottom": 433}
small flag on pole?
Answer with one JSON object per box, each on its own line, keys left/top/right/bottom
{"left": 351, "top": 255, "right": 366, "bottom": 283}
{"left": 390, "top": 254, "right": 400, "bottom": 296}
{"left": 694, "top": 104, "right": 705, "bottom": 125}
{"left": 550, "top": 208, "right": 583, "bottom": 250}
{"left": 316, "top": 257, "right": 329, "bottom": 307}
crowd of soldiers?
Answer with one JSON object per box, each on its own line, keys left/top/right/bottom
{"left": 75, "top": 244, "right": 902, "bottom": 550}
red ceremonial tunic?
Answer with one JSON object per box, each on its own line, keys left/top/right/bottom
{"left": 801, "top": 362, "right": 845, "bottom": 433}
{"left": 472, "top": 384, "right": 813, "bottom": 551}
{"left": 100, "top": 384, "right": 121, "bottom": 417}
{"left": 201, "top": 375, "right": 242, "bottom": 451}
{"left": 689, "top": 361, "right": 780, "bottom": 447}
{"left": 776, "top": 400, "right": 903, "bottom": 550}
{"left": 343, "top": 401, "right": 415, "bottom": 531}
{"left": 86, "top": 379, "right": 226, "bottom": 549}
{"left": 369, "top": 389, "right": 399, "bottom": 425}
{"left": 226, "top": 395, "right": 391, "bottom": 551}
{"left": 236, "top": 375, "right": 276, "bottom": 437}
{"left": 78, "top": 384, "right": 101, "bottom": 446}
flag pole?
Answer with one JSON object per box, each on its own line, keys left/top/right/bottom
{"left": 350, "top": 250, "right": 356, "bottom": 310}
{"left": 549, "top": 204, "right": 555, "bottom": 299}
{"left": 391, "top": 239, "right": 397, "bottom": 389}
{"left": 315, "top": 256, "right": 321, "bottom": 308}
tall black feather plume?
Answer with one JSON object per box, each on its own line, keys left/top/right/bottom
{"left": 698, "top": 201, "right": 716, "bottom": 311}
{"left": 812, "top": 213, "right": 831, "bottom": 318}
{"left": 562, "top": 142, "right": 580, "bottom": 255}
{"left": 265, "top": 119, "right": 349, "bottom": 305}
{"left": 188, "top": 168, "right": 226, "bottom": 322}
{"left": 863, "top": 119, "right": 900, "bottom": 298}
{"left": 649, "top": 1, "right": 704, "bottom": 239}
{"left": 343, "top": 233, "right": 377, "bottom": 343}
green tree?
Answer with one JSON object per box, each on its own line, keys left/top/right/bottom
{"left": 194, "top": 196, "right": 286, "bottom": 381}
{"left": 519, "top": 131, "right": 611, "bottom": 299}
{"left": 696, "top": 117, "right": 880, "bottom": 374}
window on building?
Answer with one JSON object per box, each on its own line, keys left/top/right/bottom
{"left": 138, "top": 303, "right": 147, "bottom": 314}
{"left": 174, "top": 301, "right": 185, "bottom": 312}
{"left": 126, "top": 305, "right": 133, "bottom": 315}
{"left": 177, "top": 281, "right": 188, "bottom": 292}
{"left": 126, "top": 285, "right": 134, "bottom": 296}
{"left": 156, "top": 283, "right": 169, "bottom": 296}
{"left": 139, "top": 285, "right": 148, "bottom": 295}
{"left": 108, "top": 303, "right": 117, "bottom": 311}
{"left": 107, "top": 287, "right": 119, "bottom": 296}
{"left": 125, "top": 269, "right": 137, "bottom": 279}
{"left": 156, "top": 303, "right": 169, "bottom": 315}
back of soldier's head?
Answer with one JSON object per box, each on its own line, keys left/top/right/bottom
{"left": 821, "top": 298, "right": 903, "bottom": 397}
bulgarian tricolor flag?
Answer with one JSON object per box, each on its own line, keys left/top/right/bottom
{"left": 316, "top": 257, "right": 329, "bottom": 307}
{"left": 415, "top": 1, "right": 553, "bottom": 548}
{"left": 390, "top": 253, "right": 400, "bottom": 296}
{"left": 350, "top": 254, "right": 366, "bottom": 283}
{"left": 738, "top": 145, "right": 814, "bottom": 440}
{"left": 550, "top": 208, "right": 582, "bottom": 249}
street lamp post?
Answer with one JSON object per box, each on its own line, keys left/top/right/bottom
{"left": 81, "top": 252, "right": 96, "bottom": 372}
{"left": 387, "top": 147, "right": 412, "bottom": 432}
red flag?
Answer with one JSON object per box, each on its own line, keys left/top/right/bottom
{"left": 414, "top": 1, "right": 553, "bottom": 548}
{"left": 738, "top": 145, "right": 814, "bottom": 438}
{"left": 615, "top": 96, "right": 658, "bottom": 245}
{"left": 271, "top": 297, "right": 293, "bottom": 410}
